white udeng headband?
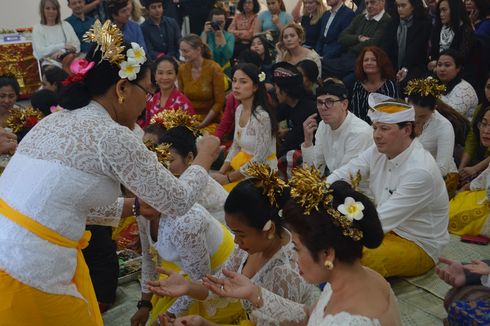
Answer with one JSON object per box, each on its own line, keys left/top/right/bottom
{"left": 367, "top": 93, "right": 415, "bottom": 123}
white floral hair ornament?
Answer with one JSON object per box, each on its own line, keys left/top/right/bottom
{"left": 337, "top": 197, "right": 365, "bottom": 222}
{"left": 258, "top": 72, "right": 266, "bottom": 83}
{"left": 262, "top": 220, "right": 273, "bottom": 231}
{"left": 118, "top": 43, "right": 147, "bottom": 81}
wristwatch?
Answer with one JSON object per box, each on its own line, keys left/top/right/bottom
{"left": 137, "top": 299, "right": 153, "bottom": 311}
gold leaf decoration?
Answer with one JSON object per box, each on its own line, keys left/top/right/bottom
{"left": 405, "top": 77, "right": 446, "bottom": 98}
{"left": 5, "top": 107, "right": 44, "bottom": 133}
{"left": 150, "top": 109, "right": 200, "bottom": 135}
{"left": 244, "top": 162, "right": 287, "bottom": 208}
{"left": 83, "top": 20, "right": 125, "bottom": 64}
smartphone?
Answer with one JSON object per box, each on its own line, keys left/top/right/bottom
{"left": 460, "top": 234, "right": 490, "bottom": 245}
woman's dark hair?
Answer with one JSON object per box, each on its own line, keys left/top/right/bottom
{"left": 435, "top": 0, "right": 471, "bottom": 31}
{"left": 160, "top": 125, "right": 197, "bottom": 158}
{"left": 393, "top": 0, "right": 428, "bottom": 21}
{"left": 471, "top": 105, "right": 490, "bottom": 158}
{"left": 224, "top": 178, "right": 288, "bottom": 237}
{"left": 0, "top": 75, "right": 20, "bottom": 96}
{"left": 144, "top": 122, "right": 167, "bottom": 144}
{"left": 472, "top": 0, "right": 490, "bottom": 21}
{"left": 43, "top": 66, "right": 68, "bottom": 90}
{"left": 285, "top": 181, "right": 384, "bottom": 264}
{"left": 438, "top": 48, "right": 464, "bottom": 68}
{"left": 232, "top": 63, "right": 278, "bottom": 135}
{"left": 238, "top": 49, "right": 262, "bottom": 68}
{"left": 58, "top": 42, "right": 151, "bottom": 110}
{"left": 141, "top": 0, "right": 163, "bottom": 9}
{"left": 296, "top": 59, "right": 319, "bottom": 85}
{"left": 208, "top": 7, "right": 227, "bottom": 20}
{"left": 354, "top": 46, "right": 396, "bottom": 81}
{"left": 152, "top": 55, "right": 179, "bottom": 87}
{"left": 237, "top": 0, "right": 260, "bottom": 14}
{"left": 30, "top": 89, "right": 57, "bottom": 116}
{"left": 107, "top": 0, "right": 130, "bottom": 19}
{"left": 408, "top": 94, "right": 437, "bottom": 111}
{"left": 250, "top": 35, "right": 273, "bottom": 66}
{"left": 274, "top": 64, "right": 308, "bottom": 99}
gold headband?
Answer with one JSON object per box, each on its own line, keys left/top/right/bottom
{"left": 150, "top": 110, "right": 200, "bottom": 135}
{"left": 405, "top": 77, "right": 446, "bottom": 98}
{"left": 289, "top": 166, "right": 363, "bottom": 241}
{"left": 244, "top": 162, "right": 287, "bottom": 208}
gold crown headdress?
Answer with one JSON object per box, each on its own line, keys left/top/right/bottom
{"left": 6, "top": 107, "right": 44, "bottom": 133}
{"left": 289, "top": 165, "right": 363, "bottom": 241}
{"left": 83, "top": 20, "right": 147, "bottom": 81}
{"left": 405, "top": 77, "right": 446, "bottom": 98}
{"left": 144, "top": 141, "right": 172, "bottom": 168}
{"left": 150, "top": 110, "right": 200, "bottom": 135}
{"left": 244, "top": 162, "right": 288, "bottom": 208}
{"left": 83, "top": 20, "right": 125, "bottom": 64}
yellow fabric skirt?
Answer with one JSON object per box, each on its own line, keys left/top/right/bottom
{"left": 0, "top": 270, "right": 96, "bottom": 326}
{"left": 449, "top": 190, "right": 490, "bottom": 236}
{"left": 195, "top": 113, "right": 219, "bottom": 135}
{"left": 0, "top": 198, "right": 101, "bottom": 325}
{"left": 362, "top": 232, "right": 435, "bottom": 278}
{"left": 149, "top": 224, "right": 250, "bottom": 325}
{"left": 223, "top": 151, "right": 276, "bottom": 192}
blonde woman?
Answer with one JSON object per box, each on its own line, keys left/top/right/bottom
{"left": 292, "top": 0, "right": 327, "bottom": 48}
{"left": 275, "top": 22, "right": 322, "bottom": 74}
{"left": 32, "top": 0, "right": 80, "bottom": 66}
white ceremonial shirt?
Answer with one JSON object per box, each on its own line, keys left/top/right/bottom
{"left": 327, "top": 140, "right": 449, "bottom": 262}
{"left": 301, "top": 111, "right": 373, "bottom": 174}
{"left": 417, "top": 110, "right": 457, "bottom": 176}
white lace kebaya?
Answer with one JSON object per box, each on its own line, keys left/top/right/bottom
{"left": 0, "top": 101, "right": 209, "bottom": 299}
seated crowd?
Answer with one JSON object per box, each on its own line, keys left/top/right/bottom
{"left": 1, "top": 0, "right": 490, "bottom": 325}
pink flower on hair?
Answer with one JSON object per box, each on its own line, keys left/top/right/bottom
{"left": 70, "top": 58, "right": 95, "bottom": 75}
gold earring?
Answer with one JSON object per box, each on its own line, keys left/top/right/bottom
{"left": 324, "top": 260, "right": 334, "bottom": 270}
{"left": 118, "top": 96, "right": 125, "bottom": 104}
{"left": 267, "top": 233, "right": 275, "bottom": 240}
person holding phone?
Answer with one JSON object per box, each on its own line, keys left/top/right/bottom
{"left": 201, "top": 8, "right": 235, "bottom": 76}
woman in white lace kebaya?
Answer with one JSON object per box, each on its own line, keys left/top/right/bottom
{"left": 130, "top": 126, "right": 233, "bottom": 326}
{"left": 212, "top": 63, "right": 277, "bottom": 191}
{"left": 198, "top": 170, "right": 402, "bottom": 326}
{"left": 0, "top": 23, "right": 220, "bottom": 326}
{"left": 147, "top": 165, "right": 319, "bottom": 326}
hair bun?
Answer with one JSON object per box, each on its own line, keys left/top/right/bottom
{"left": 329, "top": 181, "right": 384, "bottom": 248}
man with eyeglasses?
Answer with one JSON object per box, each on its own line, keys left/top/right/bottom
{"left": 327, "top": 93, "right": 449, "bottom": 278}
{"left": 301, "top": 79, "right": 372, "bottom": 176}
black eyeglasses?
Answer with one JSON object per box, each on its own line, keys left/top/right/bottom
{"left": 133, "top": 83, "right": 154, "bottom": 102}
{"left": 316, "top": 98, "right": 343, "bottom": 109}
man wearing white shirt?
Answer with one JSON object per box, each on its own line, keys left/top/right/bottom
{"left": 302, "top": 80, "right": 373, "bottom": 176}
{"left": 327, "top": 93, "right": 449, "bottom": 277}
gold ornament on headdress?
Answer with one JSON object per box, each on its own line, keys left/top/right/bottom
{"left": 244, "top": 162, "right": 287, "bottom": 208}
{"left": 5, "top": 107, "right": 44, "bottom": 133}
{"left": 145, "top": 141, "right": 172, "bottom": 168}
{"left": 289, "top": 165, "right": 332, "bottom": 215}
{"left": 289, "top": 165, "right": 363, "bottom": 241}
{"left": 83, "top": 20, "right": 125, "bottom": 64}
{"left": 405, "top": 77, "right": 446, "bottom": 98}
{"left": 150, "top": 110, "right": 200, "bottom": 135}
{"left": 349, "top": 170, "right": 362, "bottom": 192}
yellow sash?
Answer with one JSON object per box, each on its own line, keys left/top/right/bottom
{"left": 0, "top": 198, "right": 102, "bottom": 326}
